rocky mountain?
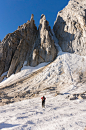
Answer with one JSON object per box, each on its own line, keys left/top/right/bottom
{"left": 0, "top": 14, "right": 58, "bottom": 82}
{"left": 0, "top": 0, "right": 86, "bottom": 106}
{"left": 1, "top": 0, "right": 86, "bottom": 82}
{"left": 29, "top": 14, "right": 57, "bottom": 66}
{"left": 53, "top": 0, "right": 86, "bottom": 55}
{"left": 0, "top": 14, "right": 37, "bottom": 80}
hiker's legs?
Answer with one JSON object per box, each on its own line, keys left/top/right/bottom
{"left": 42, "top": 100, "right": 45, "bottom": 108}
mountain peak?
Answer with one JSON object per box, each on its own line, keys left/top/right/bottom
{"left": 53, "top": 0, "right": 86, "bottom": 55}
{"left": 0, "top": 0, "right": 86, "bottom": 88}
{"left": 30, "top": 14, "right": 34, "bottom": 21}
{"left": 39, "top": 14, "right": 49, "bottom": 30}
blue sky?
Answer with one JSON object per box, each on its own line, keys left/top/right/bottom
{"left": 0, "top": 0, "right": 69, "bottom": 41}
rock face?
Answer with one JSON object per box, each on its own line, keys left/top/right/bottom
{"left": 1, "top": 0, "right": 86, "bottom": 81}
{"left": 29, "top": 14, "right": 57, "bottom": 66}
{"left": 0, "top": 14, "right": 37, "bottom": 78}
{"left": 7, "top": 15, "right": 37, "bottom": 77}
{"left": 0, "top": 14, "right": 57, "bottom": 80}
{"left": 53, "top": 0, "right": 86, "bottom": 55}
{"left": 0, "top": 30, "right": 22, "bottom": 77}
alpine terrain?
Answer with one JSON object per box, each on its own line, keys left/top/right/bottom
{"left": 0, "top": 0, "right": 86, "bottom": 129}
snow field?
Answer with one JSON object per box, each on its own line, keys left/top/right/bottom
{"left": 0, "top": 62, "right": 49, "bottom": 88}
{"left": 0, "top": 95, "right": 86, "bottom": 130}
{"left": 1, "top": 50, "right": 86, "bottom": 96}
{"left": 0, "top": 45, "right": 86, "bottom": 130}
{"left": 0, "top": 20, "right": 86, "bottom": 130}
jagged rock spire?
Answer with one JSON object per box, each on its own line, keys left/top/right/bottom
{"left": 29, "top": 14, "right": 57, "bottom": 66}
{"left": 0, "top": 14, "right": 37, "bottom": 79}
{"left": 30, "top": 14, "right": 34, "bottom": 21}
{"left": 0, "top": 13, "right": 58, "bottom": 80}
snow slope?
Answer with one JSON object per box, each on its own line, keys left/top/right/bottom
{"left": 1, "top": 29, "right": 86, "bottom": 95}
{"left": 0, "top": 62, "right": 49, "bottom": 88}
{"left": 0, "top": 52, "right": 86, "bottom": 99}
{"left": 0, "top": 34, "right": 86, "bottom": 129}
{"left": 0, "top": 95, "right": 86, "bottom": 130}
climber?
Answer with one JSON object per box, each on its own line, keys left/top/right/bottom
{"left": 41, "top": 96, "right": 46, "bottom": 108}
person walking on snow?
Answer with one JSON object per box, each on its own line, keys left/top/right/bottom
{"left": 41, "top": 96, "right": 46, "bottom": 108}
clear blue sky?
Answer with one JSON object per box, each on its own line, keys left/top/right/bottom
{"left": 0, "top": 0, "right": 69, "bottom": 41}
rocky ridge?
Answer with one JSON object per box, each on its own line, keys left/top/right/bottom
{"left": 53, "top": 0, "right": 86, "bottom": 55}
{"left": 29, "top": 14, "right": 57, "bottom": 66}
{"left": 0, "top": 0, "right": 86, "bottom": 106}
{"left": 1, "top": 0, "right": 86, "bottom": 81}
{"left": 0, "top": 14, "right": 37, "bottom": 79}
{"left": 0, "top": 14, "right": 57, "bottom": 81}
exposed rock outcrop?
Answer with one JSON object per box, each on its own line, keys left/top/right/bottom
{"left": 7, "top": 14, "right": 37, "bottom": 77}
{"left": 0, "top": 14, "right": 37, "bottom": 78}
{"left": 29, "top": 14, "right": 57, "bottom": 66}
{"left": 67, "top": 91, "right": 86, "bottom": 100}
{"left": 0, "top": 14, "right": 58, "bottom": 80}
{"left": 53, "top": 0, "right": 86, "bottom": 55}
{"left": 1, "top": 0, "right": 86, "bottom": 106}
{"left": 1, "top": 0, "right": 86, "bottom": 82}
{"left": 0, "top": 30, "right": 22, "bottom": 76}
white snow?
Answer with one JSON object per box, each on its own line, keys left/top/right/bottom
{"left": 1, "top": 52, "right": 86, "bottom": 95}
{"left": 0, "top": 62, "right": 49, "bottom": 88}
{"left": 0, "top": 41, "right": 86, "bottom": 129}
{"left": 1, "top": 71, "right": 8, "bottom": 77}
{"left": 0, "top": 95, "right": 86, "bottom": 130}
{"left": 52, "top": 29, "right": 62, "bottom": 52}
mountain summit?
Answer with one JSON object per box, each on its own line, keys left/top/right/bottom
{"left": 53, "top": 0, "right": 86, "bottom": 55}
{"left": 29, "top": 14, "right": 57, "bottom": 66}
{"left": 0, "top": 14, "right": 58, "bottom": 81}
{"left": 0, "top": 0, "right": 86, "bottom": 106}
{"left": 0, "top": 0, "right": 86, "bottom": 81}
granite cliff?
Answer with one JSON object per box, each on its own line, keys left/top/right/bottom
{"left": 0, "top": 14, "right": 37, "bottom": 80}
{"left": 29, "top": 14, "right": 57, "bottom": 66}
{"left": 53, "top": 0, "right": 86, "bottom": 55}
{"left": 0, "top": 14, "right": 57, "bottom": 81}
{"left": 0, "top": 0, "right": 86, "bottom": 106}
{"left": 0, "top": 0, "right": 86, "bottom": 82}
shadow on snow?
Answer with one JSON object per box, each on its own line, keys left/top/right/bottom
{"left": 0, "top": 122, "right": 19, "bottom": 129}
